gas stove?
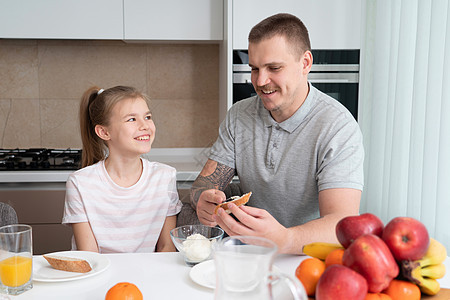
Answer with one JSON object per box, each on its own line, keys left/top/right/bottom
{"left": 0, "top": 148, "right": 82, "bottom": 171}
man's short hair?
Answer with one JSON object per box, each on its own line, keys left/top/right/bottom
{"left": 248, "top": 13, "right": 311, "bottom": 58}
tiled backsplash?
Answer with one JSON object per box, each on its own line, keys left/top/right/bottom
{"left": 0, "top": 40, "right": 220, "bottom": 149}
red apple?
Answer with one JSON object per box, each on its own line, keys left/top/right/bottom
{"left": 315, "top": 264, "right": 368, "bottom": 300}
{"left": 382, "top": 216, "right": 429, "bottom": 261}
{"left": 336, "top": 213, "right": 384, "bottom": 248}
{"left": 343, "top": 234, "right": 399, "bottom": 293}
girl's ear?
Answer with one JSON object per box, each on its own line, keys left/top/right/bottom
{"left": 95, "top": 125, "right": 110, "bottom": 141}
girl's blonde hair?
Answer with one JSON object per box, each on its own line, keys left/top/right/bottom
{"left": 79, "top": 86, "right": 150, "bottom": 167}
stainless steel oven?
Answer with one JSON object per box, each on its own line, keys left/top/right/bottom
{"left": 233, "top": 49, "right": 360, "bottom": 121}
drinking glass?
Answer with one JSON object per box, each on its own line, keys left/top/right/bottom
{"left": 214, "top": 236, "right": 307, "bottom": 300}
{"left": 0, "top": 224, "right": 33, "bottom": 295}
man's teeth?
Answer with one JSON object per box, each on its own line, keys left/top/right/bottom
{"left": 136, "top": 136, "right": 149, "bottom": 140}
{"left": 262, "top": 89, "right": 276, "bottom": 94}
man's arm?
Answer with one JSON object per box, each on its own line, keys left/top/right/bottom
{"left": 214, "top": 187, "right": 361, "bottom": 254}
{"left": 190, "top": 159, "right": 236, "bottom": 226}
{"left": 284, "top": 188, "right": 361, "bottom": 253}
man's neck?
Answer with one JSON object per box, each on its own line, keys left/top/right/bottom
{"left": 270, "top": 82, "right": 310, "bottom": 123}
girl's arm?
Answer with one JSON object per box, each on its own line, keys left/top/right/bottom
{"left": 156, "top": 215, "right": 177, "bottom": 252}
{"left": 72, "top": 222, "right": 99, "bottom": 252}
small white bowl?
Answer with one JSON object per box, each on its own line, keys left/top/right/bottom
{"left": 170, "top": 225, "right": 224, "bottom": 266}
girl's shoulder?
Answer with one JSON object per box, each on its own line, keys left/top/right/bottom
{"left": 68, "top": 161, "right": 103, "bottom": 180}
{"left": 140, "top": 159, "right": 177, "bottom": 185}
{"left": 141, "top": 158, "right": 176, "bottom": 173}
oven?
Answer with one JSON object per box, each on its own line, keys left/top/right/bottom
{"left": 233, "top": 49, "right": 360, "bottom": 121}
{"left": 0, "top": 148, "right": 82, "bottom": 254}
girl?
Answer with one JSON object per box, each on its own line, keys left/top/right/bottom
{"left": 63, "top": 86, "right": 182, "bottom": 253}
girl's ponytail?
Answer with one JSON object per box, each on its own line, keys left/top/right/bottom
{"left": 79, "top": 86, "right": 107, "bottom": 168}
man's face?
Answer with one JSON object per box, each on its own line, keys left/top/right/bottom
{"left": 248, "top": 35, "right": 311, "bottom": 122}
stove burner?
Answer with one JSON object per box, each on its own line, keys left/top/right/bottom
{"left": 0, "top": 148, "right": 82, "bottom": 171}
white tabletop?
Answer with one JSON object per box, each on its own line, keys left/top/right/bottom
{"left": 9, "top": 253, "right": 450, "bottom": 299}
{"left": 9, "top": 252, "right": 300, "bottom": 300}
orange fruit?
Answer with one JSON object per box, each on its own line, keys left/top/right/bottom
{"left": 365, "top": 292, "right": 392, "bottom": 300}
{"left": 383, "top": 279, "right": 420, "bottom": 300}
{"left": 324, "top": 248, "right": 345, "bottom": 268}
{"left": 105, "top": 282, "right": 143, "bottom": 300}
{"left": 295, "top": 257, "right": 326, "bottom": 296}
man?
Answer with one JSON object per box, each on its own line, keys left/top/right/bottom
{"left": 190, "top": 13, "right": 364, "bottom": 254}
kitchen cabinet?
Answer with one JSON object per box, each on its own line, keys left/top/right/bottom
{"left": 0, "top": 0, "right": 223, "bottom": 41}
{"left": 0, "top": 0, "right": 123, "bottom": 39}
{"left": 232, "top": 0, "right": 361, "bottom": 50}
{"left": 123, "top": 0, "right": 223, "bottom": 41}
{"left": 1, "top": 187, "right": 72, "bottom": 255}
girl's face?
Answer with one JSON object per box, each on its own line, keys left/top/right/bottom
{"left": 96, "top": 97, "right": 155, "bottom": 159}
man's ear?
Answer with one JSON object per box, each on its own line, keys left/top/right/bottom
{"left": 302, "top": 50, "right": 313, "bottom": 74}
{"left": 95, "top": 124, "right": 110, "bottom": 141}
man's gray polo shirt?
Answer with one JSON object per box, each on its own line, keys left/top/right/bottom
{"left": 209, "top": 84, "right": 364, "bottom": 228}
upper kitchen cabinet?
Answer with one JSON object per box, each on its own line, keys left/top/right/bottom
{"left": 0, "top": 0, "right": 123, "bottom": 39}
{"left": 232, "top": 0, "right": 361, "bottom": 50}
{"left": 124, "top": 0, "right": 223, "bottom": 41}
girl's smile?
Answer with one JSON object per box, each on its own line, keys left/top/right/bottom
{"left": 135, "top": 134, "right": 151, "bottom": 141}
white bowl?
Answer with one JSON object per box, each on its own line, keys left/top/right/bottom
{"left": 170, "top": 225, "right": 224, "bottom": 266}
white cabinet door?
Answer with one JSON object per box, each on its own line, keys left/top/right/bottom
{"left": 0, "top": 0, "right": 123, "bottom": 39}
{"left": 124, "top": 0, "right": 223, "bottom": 41}
{"left": 233, "top": 0, "right": 361, "bottom": 50}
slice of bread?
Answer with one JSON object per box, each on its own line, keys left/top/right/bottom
{"left": 214, "top": 192, "right": 252, "bottom": 214}
{"left": 43, "top": 254, "right": 92, "bottom": 273}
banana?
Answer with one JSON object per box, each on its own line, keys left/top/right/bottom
{"left": 418, "top": 277, "right": 441, "bottom": 296}
{"left": 418, "top": 238, "right": 447, "bottom": 267}
{"left": 421, "top": 263, "right": 446, "bottom": 279}
{"left": 400, "top": 238, "right": 448, "bottom": 296}
{"left": 403, "top": 261, "right": 446, "bottom": 281}
{"left": 402, "top": 261, "right": 442, "bottom": 295}
{"left": 302, "top": 242, "right": 344, "bottom": 260}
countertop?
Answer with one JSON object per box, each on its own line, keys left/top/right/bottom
{"left": 0, "top": 148, "right": 208, "bottom": 184}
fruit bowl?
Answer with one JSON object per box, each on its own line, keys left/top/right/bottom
{"left": 170, "top": 225, "right": 224, "bottom": 266}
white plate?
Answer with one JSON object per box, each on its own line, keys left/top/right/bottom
{"left": 189, "top": 260, "right": 216, "bottom": 289}
{"left": 33, "top": 250, "right": 110, "bottom": 282}
{"left": 189, "top": 260, "right": 282, "bottom": 290}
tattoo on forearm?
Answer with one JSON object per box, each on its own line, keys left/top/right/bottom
{"left": 190, "top": 163, "right": 235, "bottom": 207}
{"left": 206, "top": 163, "right": 236, "bottom": 190}
{"left": 190, "top": 178, "right": 210, "bottom": 209}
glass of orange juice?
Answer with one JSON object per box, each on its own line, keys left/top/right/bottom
{"left": 0, "top": 224, "right": 33, "bottom": 295}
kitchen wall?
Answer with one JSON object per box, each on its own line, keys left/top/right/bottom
{"left": 0, "top": 39, "right": 220, "bottom": 149}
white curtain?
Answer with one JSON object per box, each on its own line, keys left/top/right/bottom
{"left": 359, "top": 0, "right": 450, "bottom": 250}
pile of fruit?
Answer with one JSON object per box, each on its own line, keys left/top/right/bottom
{"left": 297, "top": 213, "right": 447, "bottom": 300}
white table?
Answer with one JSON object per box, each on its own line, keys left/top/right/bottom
{"left": 9, "top": 253, "right": 450, "bottom": 299}
{"left": 9, "top": 252, "right": 300, "bottom": 300}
